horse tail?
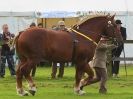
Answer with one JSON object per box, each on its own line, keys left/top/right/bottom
{"left": 11, "top": 31, "right": 24, "bottom": 48}
{"left": 10, "top": 31, "right": 24, "bottom": 57}
{"left": 11, "top": 34, "right": 18, "bottom": 49}
{"left": 12, "top": 31, "right": 25, "bottom": 61}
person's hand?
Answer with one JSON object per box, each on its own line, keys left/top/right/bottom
{"left": 6, "top": 36, "right": 10, "bottom": 39}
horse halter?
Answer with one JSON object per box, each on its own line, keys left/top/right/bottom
{"left": 71, "top": 19, "right": 118, "bottom": 46}
{"left": 102, "top": 20, "right": 116, "bottom": 39}
{"left": 108, "top": 20, "right": 113, "bottom": 27}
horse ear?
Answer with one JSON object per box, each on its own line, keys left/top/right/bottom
{"left": 111, "top": 14, "right": 116, "bottom": 20}
{"left": 106, "top": 13, "right": 111, "bottom": 19}
{"left": 106, "top": 13, "right": 110, "bottom": 17}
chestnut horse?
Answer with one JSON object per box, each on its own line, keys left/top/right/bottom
{"left": 15, "top": 15, "right": 123, "bottom": 96}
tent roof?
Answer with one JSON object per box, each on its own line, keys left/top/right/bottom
{"left": 0, "top": 0, "right": 133, "bottom": 17}
{"left": 0, "top": 0, "right": 132, "bottom": 12}
{"left": 0, "top": 12, "right": 35, "bottom": 17}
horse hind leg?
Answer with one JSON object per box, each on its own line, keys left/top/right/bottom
{"left": 16, "top": 61, "right": 29, "bottom": 96}
{"left": 22, "top": 59, "right": 38, "bottom": 96}
{"left": 26, "top": 75, "right": 36, "bottom": 96}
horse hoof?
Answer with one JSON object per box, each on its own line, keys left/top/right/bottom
{"left": 78, "top": 90, "right": 86, "bottom": 95}
{"left": 74, "top": 90, "right": 86, "bottom": 96}
{"left": 29, "top": 90, "right": 36, "bottom": 96}
{"left": 23, "top": 92, "right": 29, "bottom": 96}
{"left": 17, "top": 91, "right": 29, "bottom": 96}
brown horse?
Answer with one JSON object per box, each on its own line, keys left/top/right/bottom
{"left": 15, "top": 15, "right": 123, "bottom": 96}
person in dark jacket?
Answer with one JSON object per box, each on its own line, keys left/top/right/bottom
{"left": 0, "top": 24, "right": 16, "bottom": 78}
{"left": 112, "top": 20, "right": 127, "bottom": 77}
{"left": 30, "top": 22, "right": 36, "bottom": 28}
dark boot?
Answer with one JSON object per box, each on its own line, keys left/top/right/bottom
{"left": 51, "top": 62, "right": 57, "bottom": 79}
{"left": 0, "top": 75, "right": 5, "bottom": 78}
{"left": 57, "top": 63, "right": 65, "bottom": 78}
{"left": 99, "top": 88, "right": 107, "bottom": 94}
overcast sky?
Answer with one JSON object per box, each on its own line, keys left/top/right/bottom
{"left": 0, "top": 0, "right": 132, "bottom": 12}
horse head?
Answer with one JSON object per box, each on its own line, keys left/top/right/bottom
{"left": 102, "top": 14, "right": 123, "bottom": 43}
{"left": 71, "top": 14, "right": 123, "bottom": 45}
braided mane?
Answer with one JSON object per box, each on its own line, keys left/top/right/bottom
{"left": 77, "top": 13, "right": 111, "bottom": 26}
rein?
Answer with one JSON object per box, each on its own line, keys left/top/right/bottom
{"left": 70, "top": 28, "right": 98, "bottom": 46}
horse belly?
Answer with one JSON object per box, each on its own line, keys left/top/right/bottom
{"left": 46, "top": 35, "right": 73, "bottom": 62}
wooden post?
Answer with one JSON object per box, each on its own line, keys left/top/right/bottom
{"left": 45, "top": 18, "right": 47, "bottom": 28}
{"left": 41, "top": 18, "right": 44, "bottom": 28}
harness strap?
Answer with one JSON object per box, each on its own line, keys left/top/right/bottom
{"left": 70, "top": 28, "right": 98, "bottom": 46}
{"left": 68, "top": 31, "right": 78, "bottom": 63}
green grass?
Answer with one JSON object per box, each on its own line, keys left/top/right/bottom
{"left": 0, "top": 65, "right": 133, "bottom": 99}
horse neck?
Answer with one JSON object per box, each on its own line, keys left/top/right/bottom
{"left": 78, "top": 17, "right": 106, "bottom": 43}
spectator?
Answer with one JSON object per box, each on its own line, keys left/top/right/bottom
{"left": 0, "top": 24, "right": 16, "bottom": 78}
{"left": 112, "top": 20, "right": 127, "bottom": 78}
{"left": 52, "top": 21, "right": 67, "bottom": 31}
{"left": 30, "top": 22, "right": 36, "bottom": 28}
{"left": 38, "top": 23, "right": 43, "bottom": 28}
{"left": 51, "top": 21, "right": 67, "bottom": 79}
{"left": 29, "top": 23, "right": 37, "bottom": 77}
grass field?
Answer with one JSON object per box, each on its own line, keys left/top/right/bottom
{"left": 0, "top": 65, "right": 133, "bottom": 99}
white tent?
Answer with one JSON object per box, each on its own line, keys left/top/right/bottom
{"left": 0, "top": 0, "right": 132, "bottom": 38}
{"left": 0, "top": 12, "right": 37, "bottom": 34}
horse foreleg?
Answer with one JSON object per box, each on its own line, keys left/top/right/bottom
{"left": 79, "top": 64, "right": 94, "bottom": 90}
{"left": 74, "top": 62, "right": 86, "bottom": 95}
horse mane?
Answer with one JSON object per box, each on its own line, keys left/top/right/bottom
{"left": 77, "top": 13, "right": 111, "bottom": 26}
{"left": 78, "top": 15, "right": 105, "bottom": 26}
